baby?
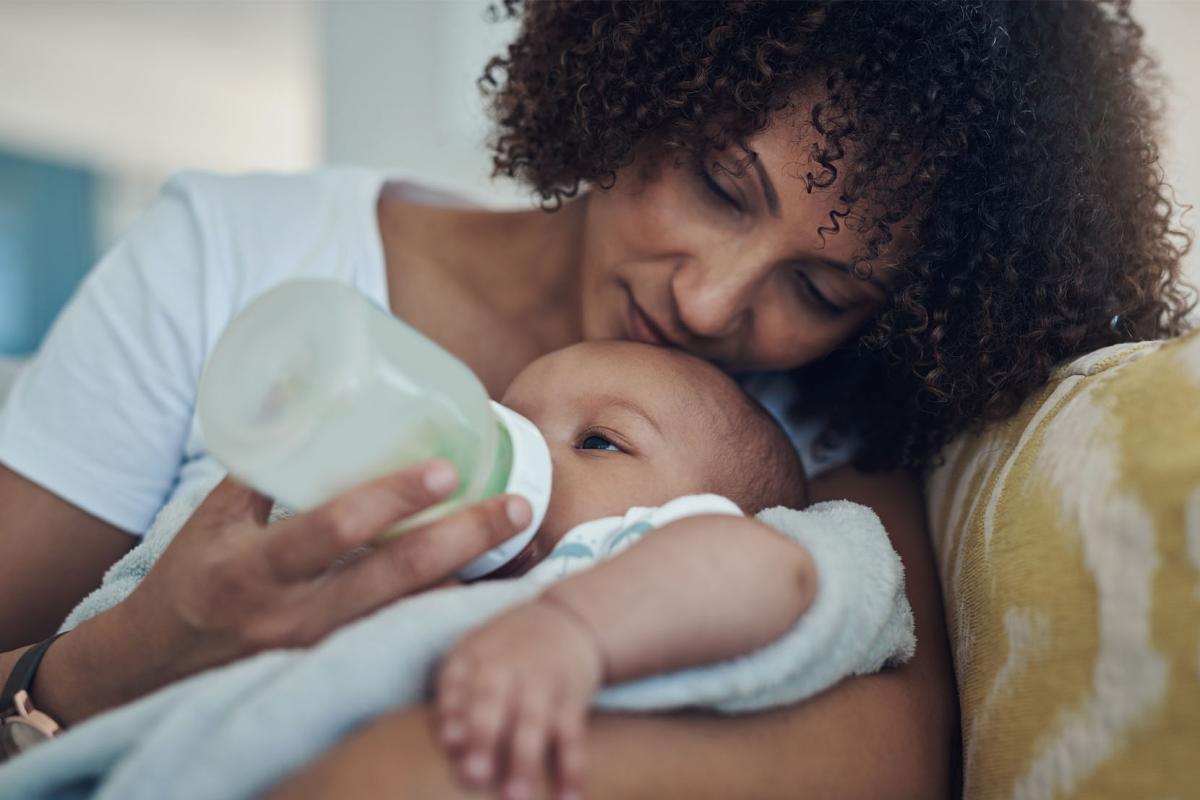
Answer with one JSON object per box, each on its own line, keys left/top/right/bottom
{"left": 435, "top": 340, "right": 820, "bottom": 800}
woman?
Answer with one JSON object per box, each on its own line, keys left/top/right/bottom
{"left": 0, "top": 1, "right": 1191, "bottom": 797}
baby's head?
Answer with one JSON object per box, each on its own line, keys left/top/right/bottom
{"left": 501, "top": 341, "right": 808, "bottom": 549}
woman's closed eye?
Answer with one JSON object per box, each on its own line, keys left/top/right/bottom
{"left": 697, "top": 165, "right": 743, "bottom": 213}
{"left": 794, "top": 271, "right": 847, "bottom": 316}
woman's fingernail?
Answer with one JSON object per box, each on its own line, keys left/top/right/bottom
{"left": 464, "top": 751, "right": 492, "bottom": 783}
{"left": 505, "top": 496, "right": 531, "bottom": 529}
{"left": 424, "top": 463, "right": 458, "bottom": 495}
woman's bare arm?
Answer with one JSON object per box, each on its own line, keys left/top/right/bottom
{"left": 0, "top": 465, "right": 135, "bottom": 653}
{"left": 269, "top": 466, "right": 959, "bottom": 800}
{"left": 0, "top": 465, "right": 139, "bottom": 731}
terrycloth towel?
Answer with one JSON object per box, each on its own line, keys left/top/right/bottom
{"left": 1, "top": 478, "right": 914, "bottom": 800}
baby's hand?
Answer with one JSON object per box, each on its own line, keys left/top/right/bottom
{"left": 437, "top": 597, "right": 604, "bottom": 800}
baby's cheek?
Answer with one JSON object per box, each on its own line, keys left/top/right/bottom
{"left": 538, "top": 466, "right": 625, "bottom": 542}
{"left": 535, "top": 490, "right": 576, "bottom": 549}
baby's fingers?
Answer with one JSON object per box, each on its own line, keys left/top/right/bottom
{"left": 458, "top": 671, "right": 513, "bottom": 787}
{"left": 503, "top": 696, "right": 552, "bottom": 800}
{"left": 436, "top": 657, "right": 470, "bottom": 749}
{"left": 552, "top": 712, "right": 587, "bottom": 800}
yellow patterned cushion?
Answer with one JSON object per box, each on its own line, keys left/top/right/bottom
{"left": 926, "top": 328, "right": 1200, "bottom": 799}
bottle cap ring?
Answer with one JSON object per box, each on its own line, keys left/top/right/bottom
{"left": 454, "top": 402, "right": 553, "bottom": 580}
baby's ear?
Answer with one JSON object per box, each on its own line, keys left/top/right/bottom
{"left": 792, "top": 472, "right": 812, "bottom": 509}
{"left": 759, "top": 461, "right": 810, "bottom": 514}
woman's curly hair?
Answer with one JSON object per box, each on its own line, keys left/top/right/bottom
{"left": 481, "top": 0, "right": 1196, "bottom": 471}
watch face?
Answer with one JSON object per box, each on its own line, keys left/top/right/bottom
{"left": 1, "top": 718, "right": 48, "bottom": 757}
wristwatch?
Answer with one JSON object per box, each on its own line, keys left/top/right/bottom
{"left": 0, "top": 633, "right": 66, "bottom": 760}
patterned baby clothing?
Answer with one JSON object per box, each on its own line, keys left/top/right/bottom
{"left": 525, "top": 493, "right": 742, "bottom": 582}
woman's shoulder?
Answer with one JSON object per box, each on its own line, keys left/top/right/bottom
{"left": 162, "top": 167, "right": 386, "bottom": 239}
{"left": 152, "top": 167, "right": 393, "bottom": 310}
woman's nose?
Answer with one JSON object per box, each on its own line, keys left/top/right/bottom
{"left": 670, "top": 257, "right": 761, "bottom": 340}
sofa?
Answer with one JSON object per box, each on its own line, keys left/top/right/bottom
{"left": 926, "top": 327, "right": 1200, "bottom": 798}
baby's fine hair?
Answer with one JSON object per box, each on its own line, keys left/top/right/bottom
{"left": 716, "top": 394, "right": 809, "bottom": 515}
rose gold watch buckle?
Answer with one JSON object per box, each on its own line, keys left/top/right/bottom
{"left": 1, "top": 690, "right": 61, "bottom": 759}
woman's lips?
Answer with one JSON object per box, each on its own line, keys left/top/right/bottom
{"left": 626, "top": 297, "right": 674, "bottom": 347}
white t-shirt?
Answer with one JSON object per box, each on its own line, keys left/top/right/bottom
{"left": 0, "top": 169, "right": 850, "bottom": 536}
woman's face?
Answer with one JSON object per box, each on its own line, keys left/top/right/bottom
{"left": 577, "top": 117, "right": 906, "bottom": 372}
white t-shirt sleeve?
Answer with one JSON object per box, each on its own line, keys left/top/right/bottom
{"left": 0, "top": 175, "right": 220, "bottom": 533}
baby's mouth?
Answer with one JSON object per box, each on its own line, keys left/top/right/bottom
{"left": 475, "top": 532, "right": 545, "bottom": 581}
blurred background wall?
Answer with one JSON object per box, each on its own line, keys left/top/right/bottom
{"left": 0, "top": 0, "right": 1196, "bottom": 356}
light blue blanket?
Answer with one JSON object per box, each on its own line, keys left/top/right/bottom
{"left": 0, "top": 479, "right": 914, "bottom": 799}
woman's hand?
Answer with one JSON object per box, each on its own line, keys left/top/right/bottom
{"left": 38, "top": 461, "right": 532, "bottom": 724}
{"left": 437, "top": 598, "right": 603, "bottom": 800}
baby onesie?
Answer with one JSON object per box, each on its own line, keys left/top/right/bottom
{"left": 526, "top": 493, "right": 742, "bottom": 582}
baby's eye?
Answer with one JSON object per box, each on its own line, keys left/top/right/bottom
{"left": 579, "top": 434, "right": 622, "bottom": 452}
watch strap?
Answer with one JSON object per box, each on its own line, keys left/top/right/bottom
{"left": 1, "top": 632, "right": 67, "bottom": 715}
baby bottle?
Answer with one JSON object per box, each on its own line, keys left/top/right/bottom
{"left": 196, "top": 279, "right": 552, "bottom": 580}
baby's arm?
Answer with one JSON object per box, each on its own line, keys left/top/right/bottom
{"left": 543, "top": 513, "right": 817, "bottom": 681}
{"left": 436, "top": 514, "right": 816, "bottom": 800}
